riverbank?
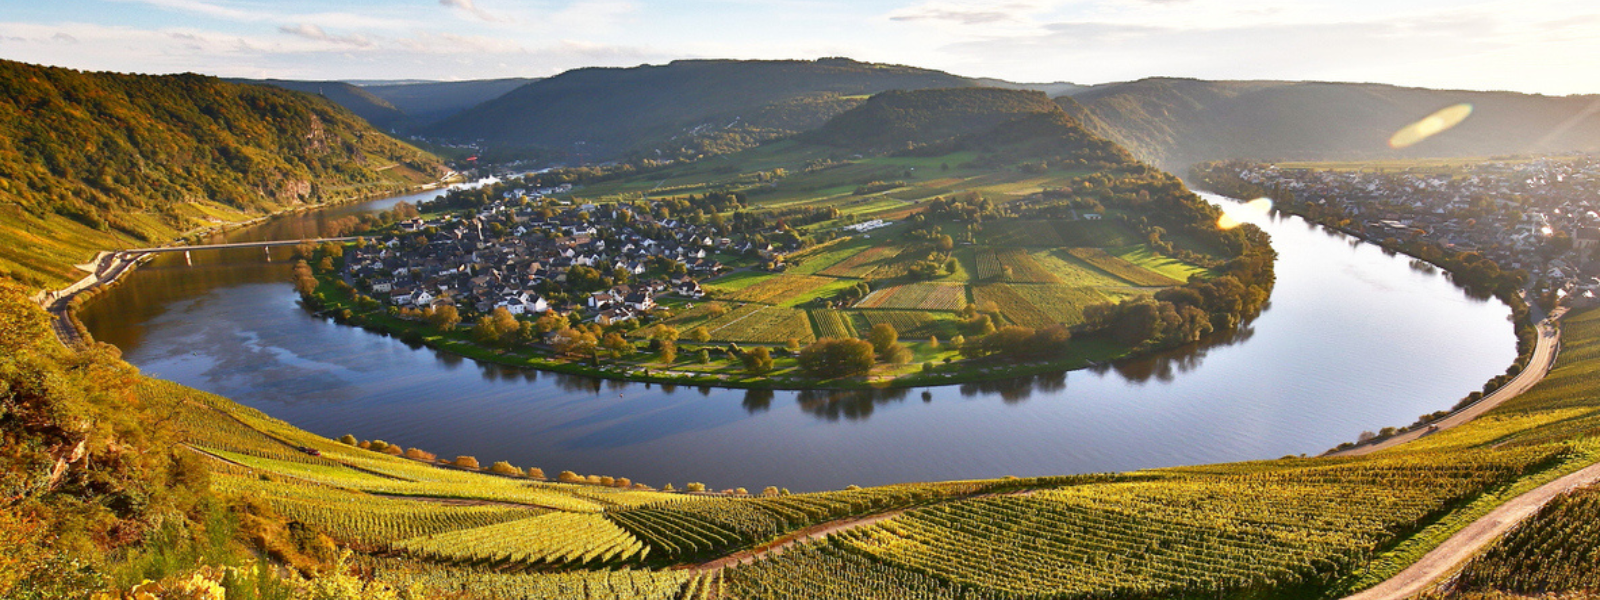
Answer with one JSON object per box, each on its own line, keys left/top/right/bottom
{"left": 1188, "top": 172, "right": 1543, "bottom": 453}
{"left": 37, "top": 178, "right": 455, "bottom": 347}
{"left": 303, "top": 255, "right": 1138, "bottom": 391}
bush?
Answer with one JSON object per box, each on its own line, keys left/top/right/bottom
{"left": 489, "top": 461, "right": 520, "bottom": 476}
{"left": 382, "top": 445, "right": 403, "bottom": 456}
{"left": 526, "top": 467, "right": 546, "bottom": 480}
{"left": 557, "top": 470, "right": 581, "bottom": 483}
{"left": 403, "top": 447, "right": 436, "bottom": 461}
{"left": 686, "top": 482, "right": 707, "bottom": 492}
{"left": 338, "top": 434, "right": 357, "bottom": 446}
{"left": 453, "top": 456, "right": 480, "bottom": 469}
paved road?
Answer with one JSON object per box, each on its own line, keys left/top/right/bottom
{"left": 1340, "top": 460, "right": 1600, "bottom": 600}
{"left": 1330, "top": 305, "right": 1563, "bottom": 458}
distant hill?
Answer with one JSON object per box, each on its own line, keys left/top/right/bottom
{"left": 0, "top": 60, "right": 445, "bottom": 287}
{"left": 1062, "top": 78, "right": 1600, "bottom": 170}
{"left": 360, "top": 78, "right": 536, "bottom": 127}
{"left": 424, "top": 58, "right": 981, "bottom": 158}
{"left": 805, "top": 87, "right": 1060, "bottom": 149}
{"left": 230, "top": 78, "right": 407, "bottom": 129}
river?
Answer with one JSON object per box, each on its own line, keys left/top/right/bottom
{"left": 79, "top": 189, "right": 1517, "bottom": 492}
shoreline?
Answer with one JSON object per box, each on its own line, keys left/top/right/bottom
{"left": 38, "top": 179, "right": 453, "bottom": 347}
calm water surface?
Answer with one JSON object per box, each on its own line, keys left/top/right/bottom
{"left": 81, "top": 190, "right": 1517, "bottom": 492}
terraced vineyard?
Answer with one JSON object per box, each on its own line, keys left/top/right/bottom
{"left": 398, "top": 512, "right": 648, "bottom": 567}
{"left": 211, "top": 472, "right": 540, "bottom": 548}
{"left": 736, "top": 447, "right": 1568, "bottom": 599}
{"left": 1436, "top": 486, "right": 1600, "bottom": 597}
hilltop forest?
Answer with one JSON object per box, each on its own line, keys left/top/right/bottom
{"left": 0, "top": 60, "right": 445, "bottom": 287}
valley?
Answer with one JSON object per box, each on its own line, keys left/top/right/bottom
{"left": 4, "top": 46, "right": 1600, "bottom": 600}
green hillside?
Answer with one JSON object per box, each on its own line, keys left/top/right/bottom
{"left": 1064, "top": 78, "right": 1600, "bottom": 170}
{"left": 0, "top": 60, "right": 446, "bottom": 288}
{"left": 230, "top": 78, "right": 408, "bottom": 129}
{"left": 425, "top": 58, "right": 980, "bottom": 158}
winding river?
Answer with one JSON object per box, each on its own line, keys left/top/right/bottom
{"left": 81, "top": 189, "right": 1517, "bottom": 492}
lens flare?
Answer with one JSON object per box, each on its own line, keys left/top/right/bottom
{"left": 1218, "top": 198, "right": 1273, "bottom": 230}
{"left": 1389, "top": 103, "right": 1473, "bottom": 149}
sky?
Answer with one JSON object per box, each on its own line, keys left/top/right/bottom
{"left": 1, "top": 0, "right": 1597, "bottom": 95}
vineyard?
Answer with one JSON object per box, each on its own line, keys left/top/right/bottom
{"left": 809, "top": 309, "right": 858, "bottom": 338}
{"left": 397, "top": 512, "right": 649, "bottom": 567}
{"left": 742, "top": 447, "right": 1567, "bottom": 599}
{"left": 720, "top": 274, "right": 837, "bottom": 305}
{"left": 818, "top": 245, "right": 927, "bottom": 279}
{"left": 857, "top": 310, "right": 960, "bottom": 338}
{"left": 973, "top": 284, "right": 1110, "bottom": 328}
{"left": 1440, "top": 486, "right": 1600, "bottom": 596}
{"left": 853, "top": 282, "right": 967, "bottom": 310}
{"left": 978, "top": 219, "right": 1138, "bottom": 248}
{"left": 1067, "top": 247, "right": 1184, "bottom": 287}
{"left": 974, "top": 247, "right": 1058, "bottom": 283}
{"left": 703, "top": 305, "right": 817, "bottom": 343}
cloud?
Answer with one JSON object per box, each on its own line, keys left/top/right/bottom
{"left": 887, "top": 1, "right": 1057, "bottom": 26}
{"left": 277, "top": 23, "right": 374, "bottom": 48}
{"left": 440, "top": 0, "right": 508, "bottom": 23}
{"left": 51, "top": 32, "right": 80, "bottom": 44}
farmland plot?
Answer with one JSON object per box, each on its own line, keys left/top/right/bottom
{"left": 854, "top": 282, "right": 967, "bottom": 310}
{"left": 1066, "top": 248, "right": 1183, "bottom": 287}
{"left": 705, "top": 305, "right": 817, "bottom": 344}
{"left": 975, "top": 284, "right": 1110, "bottom": 328}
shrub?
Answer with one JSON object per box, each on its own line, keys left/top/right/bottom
{"left": 489, "top": 461, "right": 520, "bottom": 476}
{"left": 403, "top": 448, "right": 436, "bottom": 461}
{"left": 557, "top": 470, "right": 581, "bottom": 483}
{"left": 338, "top": 434, "right": 357, "bottom": 446}
{"left": 368, "top": 440, "right": 389, "bottom": 452}
{"left": 453, "top": 456, "right": 480, "bottom": 469}
{"left": 526, "top": 467, "right": 546, "bottom": 480}
{"left": 382, "top": 445, "right": 403, "bottom": 456}
{"left": 686, "top": 482, "right": 707, "bottom": 492}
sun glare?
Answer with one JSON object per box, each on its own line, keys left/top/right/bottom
{"left": 1218, "top": 197, "right": 1273, "bottom": 229}
{"left": 1389, "top": 103, "right": 1474, "bottom": 149}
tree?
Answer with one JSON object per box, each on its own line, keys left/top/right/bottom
{"left": 339, "top": 434, "right": 357, "bottom": 446}
{"left": 785, "top": 337, "right": 801, "bottom": 352}
{"left": 928, "top": 335, "right": 939, "bottom": 349}
{"left": 657, "top": 340, "right": 677, "bottom": 364}
{"left": 557, "top": 470, "right": 582, "bottom": 483}
{"left": 741, "top": 346, "right": 774, "bottom": 374}
{"left": 686, "top": 482, "right": 707, "bottom": 492}
{"left": 662, "top": 483, "right": 676, "bottom": 492}
{"left": 601, "top": 332, "right": 634, "bottom": 358}
{"left": 688, "top": 326, "right": 712, "bottom": 343}
{"left": 489, "top": 461, "right": 520, "bottom": 476}
{"left": 868, "top": 323, "right": 899, "bottom": 356}
{"left": 453, "top": 456, "right": 480, "bottom": 469}
{"left": 427, "top": 305, "right": 460, "bottom": 331}
{"left": 526, "top": 467, "right": 546, "bottom": 480}
{"left": 798, "top": 338, "right": 876, "bottom": 378}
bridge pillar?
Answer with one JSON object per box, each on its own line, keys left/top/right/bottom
{"left": 184, "top": 250, "right": 191, "bottom": 266}
{"left": 264, "top": 247, "right": 272, "bottom": 262}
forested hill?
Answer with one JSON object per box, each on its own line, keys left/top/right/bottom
{"left": 424, "top": 58, "right": 979, "bottom": 159}
{"left": 229, "top": 78, "right": 407, "bottom": 129}
{"left": 1062, "top": 77, "right": 1600, "bottom": 170}
{"left": 0, "top": 59, "right": 446, "bottom": 288}
{"left": 805, "top": 88, "right": 1133, "bottom": 167}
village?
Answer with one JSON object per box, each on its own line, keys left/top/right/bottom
{"left": 341, "top": 184, "right": 802, "bottom": 326}
{"left": 1214, "top": 155, "right": 1600, "bottom": 300}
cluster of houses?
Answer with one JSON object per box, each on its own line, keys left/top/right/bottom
{"left": 1225, "top": 155, "right": 1600, "bottom": 297}
{"left": 339, "top": 195, "right": 786, "bottom": 324}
